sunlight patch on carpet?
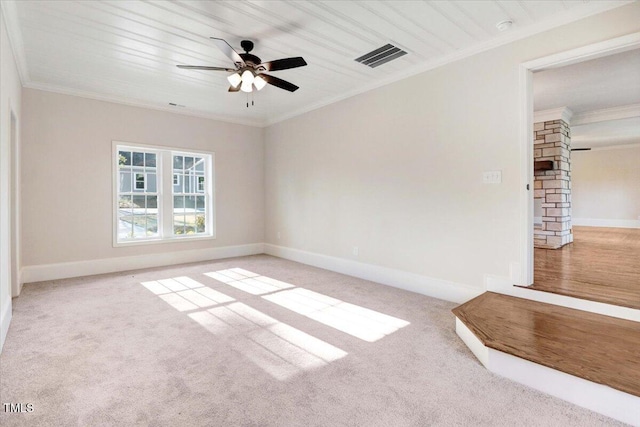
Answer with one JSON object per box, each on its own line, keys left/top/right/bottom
{"left": 142, "top": 277, "right": 235, "bottom": 311}
{"left": 204, "top": 269, "right": 410, "bottom": 342}
{"left": 141, "top": 276, "right": 347, "bottom": 381}
{"left": 189, "top": 302, "right": 347, "bottom": 380}
{"left": 204, "top": 269, "right": 294, "bottom": 295}
{"left": 264, "top": 288, "right": 410, "bottom": 342}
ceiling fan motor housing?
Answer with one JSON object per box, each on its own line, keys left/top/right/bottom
{"left": 240, "top": 53, "right": 262, "bottom": 68}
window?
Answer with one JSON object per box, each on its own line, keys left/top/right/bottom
{"left": 114, "top": 143, "right": 214, "bottom": 245}
{"left": 172, "top": 154, "right": 207, "bottom": 235}
{"left": 135, "top": 173, "right": 146, "bottom": 190}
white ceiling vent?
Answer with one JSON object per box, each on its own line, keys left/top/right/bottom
{"left": 355, "top": 43, "right": 408, "bottom": 68}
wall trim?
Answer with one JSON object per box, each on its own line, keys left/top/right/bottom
{"left": 21, "top": 243, "right": 264, "bottom": 284}
{"left": 572, "top": 218, "right": 640, "bottom": 228}
{"left": 23, "top": 83, "right": 265, "bottom": 128}
{"left": 534, "top": 106, "right": 573, "bottom": 124}
{"left": 572, "top": 103, "right": 640, "bottom": 126}
{"left": 265, "top": 244, "right": 482, "bottom": 304}
{"left": 0, "top": 298, "right": 11, "bottom": 353}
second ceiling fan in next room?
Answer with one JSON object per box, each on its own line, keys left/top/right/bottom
{"left": 177, "top": 37, "right": 307, "bottom": 104}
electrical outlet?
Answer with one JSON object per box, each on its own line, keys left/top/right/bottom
{"left": 277, "top": 231, "right": 281, "bottom": 240}
{"left": 483, "top": 170, "right": 502, "bottom": 184}
{"left": 352, "top": 246, "right": 359, "bottom": 256}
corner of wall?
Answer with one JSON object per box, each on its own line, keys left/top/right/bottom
{"left": 0, "top": 297, "right": 11, "bottom": 353}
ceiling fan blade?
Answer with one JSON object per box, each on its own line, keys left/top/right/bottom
{"left": 228, "top": 85, "right": 241, "bottom": 92}
{"left": 177, "top": 65, "right": 236, "bottom": 72}
{"left": 260, "top": 74, "right": 299, "bottom": 92}
{"left": 210, "top": 37, "right": 246, "bottom": 67}
{"left": 260, "top": 57, "right": 307, "bottom": 72}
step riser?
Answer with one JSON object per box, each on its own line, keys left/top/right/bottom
{"left": 456, "top": 318, "right": 640, "bottom": 427}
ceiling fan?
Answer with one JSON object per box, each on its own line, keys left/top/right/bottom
{"left": 177, "top": 38, "right": 307, "bottom": 93}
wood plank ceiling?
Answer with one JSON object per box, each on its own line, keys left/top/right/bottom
{"left": 4, "top": 0, "right": 629, "bottom": 126}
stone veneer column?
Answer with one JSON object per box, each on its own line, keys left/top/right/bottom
{"left": 533, "top": 114, "right": 573, "bottom": 249}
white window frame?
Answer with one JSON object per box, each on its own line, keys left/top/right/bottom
{"left": 113, "top": 141, "right": 216, "bottom": 247}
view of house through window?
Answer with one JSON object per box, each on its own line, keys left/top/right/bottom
{"left": 118, "top": 149, "right": 158, "bottom": 240}
{"left": 115, "top": 144, "right": 213, "bottom": 244}
{"left": 172, "top": 154, "right": 207, "bottom": 235}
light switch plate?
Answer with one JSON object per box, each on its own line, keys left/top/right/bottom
{"left": 483, "top": 170, "right": 502, "bottom": 184}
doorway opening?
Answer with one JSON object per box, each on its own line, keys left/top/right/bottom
{"left": 519, "top": 34, "right": 640, "bottom": 310}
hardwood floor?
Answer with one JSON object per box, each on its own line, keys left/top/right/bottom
{"left": 452, "top": 292, "right": 640, "bottom": 398}
{"left": 529, "top": 226, "right": 640, "bottom": 309}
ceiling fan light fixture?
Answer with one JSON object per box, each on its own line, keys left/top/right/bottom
{"left": 240, "top": 79, "right": 253, "bottom": 93}
{"left": 227, "top": 72, "right": 241, "bottom": 88}
{"left": 254, "top": 75, "right": 267, "bottom": 91}
{"left": 241, "top": 69, "right": 255, "bottom": 85}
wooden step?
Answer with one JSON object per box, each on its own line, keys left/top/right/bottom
{"left": 452, "top": 292, "right": 640, "bottom": 398}
{"left": 522, "top": 276, "right": 640, "bottom": 310}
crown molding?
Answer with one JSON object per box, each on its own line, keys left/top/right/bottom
{"left": 534, "top": 107, "right": 573, "bottom": 124}
{"left": 3, "top": 0, "right": 633, "bottom": 129}
{"left": 24, "top": 82, "right": 265, "bottom": 128}
{"left": 572, "top": 103, "right": 640, "bottom": 126}
{"left": 265, "top": 1, "right": 634, "bottom": 126}
{"left": 0, "top": 0, "right": 30, "bottom": 84}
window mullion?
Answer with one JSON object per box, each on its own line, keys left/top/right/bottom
{"left": 161, "top": 150, "right": 173, "bottom": 238}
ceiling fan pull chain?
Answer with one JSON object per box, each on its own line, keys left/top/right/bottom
{"left": 246, "top": 92, "right": 249, "bottom": 108}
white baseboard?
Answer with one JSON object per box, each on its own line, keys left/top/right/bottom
{"left": 21, "top": 243, "right": 265, "bottom": 284}
{"left": 455, "top": 318, "right": 640, "bottom": 426}
{"left": 486, "top": 274, "right": 640, "bottom": 322}
{"left": 572, "top": 218, "right": 640, "bottom": 228}
{"left": 0, "top": 298, "right": 11, "bottom": 353}
{"left": 264, "top": 244, "right": 482, "bottom": 304}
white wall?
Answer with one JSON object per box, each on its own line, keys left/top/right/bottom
{"left": 264, "top": 4, "right": 640, "bottom": 296}
{"left": 0, "top": 6, "right": 23, "bottom": 351}
{"left": 21, "top": 89, "right": 264, "bottom": 275}
{"left": 572, "top": 145, "right": 640, "bottom": 227}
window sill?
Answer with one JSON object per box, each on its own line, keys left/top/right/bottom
{"left": 113, "top": 234, "right": 216, "bottom": 248}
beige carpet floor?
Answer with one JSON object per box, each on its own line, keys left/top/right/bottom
{"left": 0, "top": 254, "right": 622, "bottom": 426}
